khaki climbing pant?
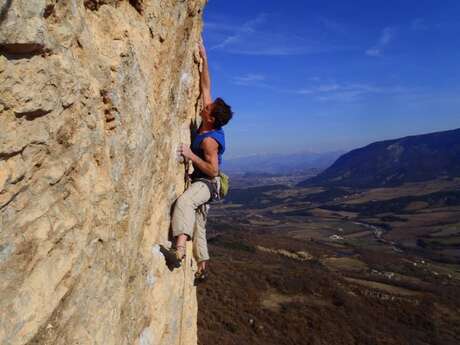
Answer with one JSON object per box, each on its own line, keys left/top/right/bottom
{"left": 171, "top": 178, "right": 219, "bottom": 263}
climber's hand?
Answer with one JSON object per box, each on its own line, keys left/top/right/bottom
{"left": 198, "top": 38, "right": 207, "bottom": 61}
{"left": 179, "top": 143, "right": 194, "bottom": 160}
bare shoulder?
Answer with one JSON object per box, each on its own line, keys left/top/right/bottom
{"left": 201, "top": 136, "right": 219, "bottom": 152}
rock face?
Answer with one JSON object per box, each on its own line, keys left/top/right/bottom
{"left": 0, "top": 1, "right": 206, "bottom": 344}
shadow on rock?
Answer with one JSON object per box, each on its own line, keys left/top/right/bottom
{"left": 159, "top": 244, "right": 181, "bottom": 272}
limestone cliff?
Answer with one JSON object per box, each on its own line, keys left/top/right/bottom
{"left": 0, "top": 1, "right": 206, "bottom": 344}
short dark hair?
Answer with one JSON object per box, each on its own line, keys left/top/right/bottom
{"left": 212, "top": 97, "right": 233, "bottom": 128}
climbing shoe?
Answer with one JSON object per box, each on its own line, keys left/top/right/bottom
{"left": 194, "top": 270, "right": 208, "bottom": 285}
{"left": 163, "top": 245, "right": 186, "bottom": 269}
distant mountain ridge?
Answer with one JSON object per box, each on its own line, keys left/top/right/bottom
{"left": 299, "top": 128, "right": 460, "bottom": 188}
{"left": 222, "top": 151, "right": 344, "bottom": 175}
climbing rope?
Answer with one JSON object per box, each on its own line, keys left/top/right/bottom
{"left": 184, "top": 158, "right": 191, "bottom": 189}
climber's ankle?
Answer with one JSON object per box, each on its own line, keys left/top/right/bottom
{"left": 197, "top": 260, "right": 207, "bottom": 272}
{"left": 175, "top": 234, "right": 188, "bottom": 248}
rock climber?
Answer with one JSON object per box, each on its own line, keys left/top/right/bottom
{"left": 164, "top": 38, "right": 233, "bottom": 282}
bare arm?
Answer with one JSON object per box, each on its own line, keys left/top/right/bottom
{"left": 179, "top": 137, "right": 219, "bottom": 177}
{"left": 199, "top": 40, "right": 212, "bottom": 106}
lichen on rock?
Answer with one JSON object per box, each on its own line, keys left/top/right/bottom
{"left": 0, "top": 1, "right": 206, "bottom": 344}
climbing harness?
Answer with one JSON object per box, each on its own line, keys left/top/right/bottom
{"left": 192, "top": 176, "right": 220, "bottom": 203}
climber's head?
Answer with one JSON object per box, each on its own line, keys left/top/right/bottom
{"left": 201, "top": 97, "right": 233, "bottom": 129}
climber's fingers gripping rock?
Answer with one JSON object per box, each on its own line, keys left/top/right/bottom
{"left": 178, "top": 143, "right": 194, "bottom": 161}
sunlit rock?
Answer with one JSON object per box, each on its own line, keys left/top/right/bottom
{"left": 0, "top": 1, "right": 205, "bottom": 344}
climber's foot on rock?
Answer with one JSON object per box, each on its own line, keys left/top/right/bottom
{"left": 163, "top": 245, "right": 186, "bottom": 270}
{"left": 194, "top": 269, "right": 208, "bottom": 285}
{"left": 194, "top": 261, "right": 208, "bottom": 285}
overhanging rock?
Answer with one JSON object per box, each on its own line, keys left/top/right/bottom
{"left": 0, "top": 1, "right": 206, "bottom": 344}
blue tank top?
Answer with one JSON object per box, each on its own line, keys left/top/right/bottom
{"left": 191, "top": 128, "right": 225, "bottom": 177}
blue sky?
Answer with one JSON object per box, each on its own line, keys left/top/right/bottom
{"left": 202, "top": 0, "right": 460, "bottom": 158}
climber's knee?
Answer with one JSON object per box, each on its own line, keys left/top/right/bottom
{"left": 175, "top": 193, "right": 193, "bottom": 211}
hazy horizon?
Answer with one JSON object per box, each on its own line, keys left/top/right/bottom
{"left": 203, "top": 0, "right": 460, "bottom": 159}
{"left": 223, "top": 126, "right": 460, "bottom": 159}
